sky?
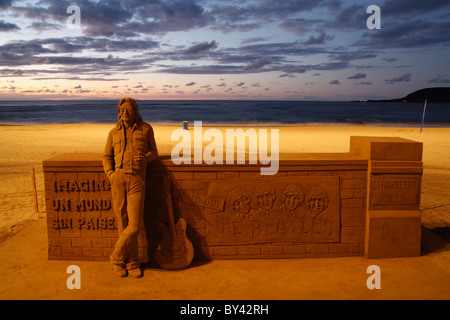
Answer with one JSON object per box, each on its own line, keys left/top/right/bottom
{"left": 0, "top": 0, "right": 449, "bottom": 101}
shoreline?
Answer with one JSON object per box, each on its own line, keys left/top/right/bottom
{"left": 2, "top": 121, "right": 450, "bottom": 128}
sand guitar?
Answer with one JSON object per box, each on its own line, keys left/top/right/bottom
{"left": 155, "top": 176, "right": 194, "bottom": 269}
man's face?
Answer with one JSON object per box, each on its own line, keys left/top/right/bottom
{"left": 233, "top": 196, "right": 250, "bottom": 214}
{"left": 285, "top": 193, "right": 300, "bottom": 211}
{"left": 309, "top": 194, "right": 327, "bottom": 215}
{"left": 119, "top": 101, "right": 136, "bottom": 126}
{"left": 257, "top": 192, "right": 275, "bottom": 211}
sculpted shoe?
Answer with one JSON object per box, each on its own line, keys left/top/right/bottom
{"left": 112, "top": 265, "right": 127, "bottom": 278}
{"left": 128, "top": 267, "right": 143, "bottom": 279}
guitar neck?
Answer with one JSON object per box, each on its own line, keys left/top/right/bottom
{"left": 164, "top": 177, "right": 177, "bottom": 245}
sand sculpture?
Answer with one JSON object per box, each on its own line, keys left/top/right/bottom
{"left": 103, "top": 98, "right": 158, "bottom": 278}
{"left": 44, "top": 112, "right": 424, "bottom": 264}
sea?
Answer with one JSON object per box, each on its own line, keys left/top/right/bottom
{"left": 0, "top": 99, "right": 449, "bottom": 127}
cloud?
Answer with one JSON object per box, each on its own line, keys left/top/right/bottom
{"left": 0, "top": 0, "right": 13, "bottom": 7}
{"left": 303, "top": 32, "right": 334, "bottom": 45}
{"left": 183, "top": 41, "right": 217, "bottom": 54}
{"left": 0, "top": 37, "right": 160, "bottom": 64}
{"left": 328, "top": 51, "right": 377, "bottom": 62}
{"left": 353, "top": 18, "right": 450, "bottom": 49}
{"left": 0, "top": 36, "right": 162, "bottom": 79}
{"left": 381, "top": 0, "right": 450, "bottom": 16}
{"left": 278, "top": 18, "right": 322, "bottom": 37}
{"left": 186, "top": 82, "right": 196, "bottom": 86}
{"left": 53, "top": 36, "right": 159, "bottom": 53}
{"left": 32, "top": 77, "right": 128, "bottom": 81}
{"left": 158, "top": 65, "right": 243, "bottom": 74}
{"left": 10, "top": 0, "right": 212, "bottom": 37}
{"left": 279, "top": 62, "right": 349, "bottom": 74}
{"left": 0, "top": 20, "right": 20, "bottom": 31}
{"left": 241, "top": 37, "right": 267, "bottom": 45}
{"left": 329, "top": 80, "right": 340, "bottom": 85}
{"left": 158, "top": 59, "right": 350, "bottom": 75}
{"left": 323, "top": 4, "right": 366, "bottom": 31}
{"left": 428, "top": 74, "right": 450, "bottom": 84}
{"left": 244, "top": 57, "right": 271, "bottom": 70}
{"left": 239, "top": 42, "right": 325, "bottom": 57}
{"left": 11, "top": 0, "right": 132, "bottom": 36}
{"left": 385, "top": 73, "right": 412, "bottom": 84}
{"left": 208, "top": 0, "right": 327, "bottom": 33}
{"left": 279, "top": 73, "right": 295, "bottom": 78}
{"left": 347, "top": 73, "right": 367, "bottom": 80}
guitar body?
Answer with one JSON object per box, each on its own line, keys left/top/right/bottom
{"left": 155, "top": 218, "right": 194, "bottom": 270}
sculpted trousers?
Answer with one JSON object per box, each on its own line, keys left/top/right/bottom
{"left": 109, "top": 171, "right": 145, "bottom": 270}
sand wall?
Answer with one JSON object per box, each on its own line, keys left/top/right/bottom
{"left": 43, "top": 135, "right": 425, "bottom": 263}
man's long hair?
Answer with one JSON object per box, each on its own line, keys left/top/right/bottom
{"left": 117, "top": 97, "right": 143, "bottom": 127}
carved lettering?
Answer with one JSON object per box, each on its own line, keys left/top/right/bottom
{"left": 381, "top": 224, "right": 415, "bottom": 245}
{"left": 49, "top": 198, "right": 112, "bottom": 212}
{"left": 372, "top": 180, "right": 418, "bottom": 190}
{"left": 187, "top": 193, "right": 225, "bottom": 211}
{"left": 51, "top": 198, "right": 71, "bottom": 211}
{"left": 370, "top": 175, "right": 420, "bottom": 208}
{"left": 52, "top": 217, "right": 116, "bottom": 230}
{"left": 53, "top": 179, "right": 111, "bottom": 193}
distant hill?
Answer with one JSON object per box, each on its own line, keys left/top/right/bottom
{"left": 367, "top": 87, "right": 450, "bottom": 103}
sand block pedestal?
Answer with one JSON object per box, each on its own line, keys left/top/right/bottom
{"left": 350, "top": 136, "right": 423, "bottom": 258}
{"left": 365, "top": 210, "right": 421, "bottom": 258}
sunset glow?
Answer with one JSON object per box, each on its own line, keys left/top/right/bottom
{"left": 0, "top": 0, "right": 449, "bottom": 101}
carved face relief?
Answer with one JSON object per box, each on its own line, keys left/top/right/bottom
{"left": 308, "top": 187, "right": 329, "bottom": 216}
{"left": 233, "top": 196, "right": 251, "bottom": 214}
{"left": 283, "top": 184, "right": 305, "bottom": 211}
{"left": 228, "top": 188, "right": 251, "bottom": 215}
{"left": 255, "top": 183, "right": 276, "bottom": 211}
{"left": 285, "top": 193, "right": 301, "bottom": 211}
{"left": 206, "top": 177, "right": 340, "bottom": 245}
{"left": 257, "top": 192, "right": 275, "bottom": 211}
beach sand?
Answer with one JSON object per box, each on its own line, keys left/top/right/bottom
{"left": 0, "top": 123, "right": 449, "bottom": 300}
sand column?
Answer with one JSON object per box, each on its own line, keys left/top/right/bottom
{"left": 350, "top": 137, "right": 423, "bottom": 258}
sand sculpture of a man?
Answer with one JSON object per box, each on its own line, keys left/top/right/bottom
{"left": 103, "top": 97, "right": 158, "bottom": 278}
{"left": 303, "top": 186, "right": 330, "bottom": 235}
{"left": 227, "top": 187, "right": 252, "bottom": 220}
{"left": 254, "top": 182, "right": 276, "bottom": 216}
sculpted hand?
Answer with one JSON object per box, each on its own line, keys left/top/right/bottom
{"left": 133, "top": 155, "right": 147, "bottom": 169}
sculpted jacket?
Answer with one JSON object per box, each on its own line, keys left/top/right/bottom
{"left": 103, "top": 121, "right": 158, "bottom": 177}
